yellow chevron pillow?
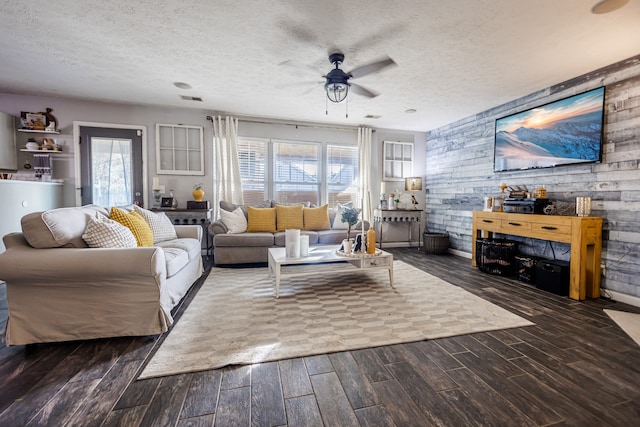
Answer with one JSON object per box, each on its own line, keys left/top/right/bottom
{"left": 246, "top": 206, "right": 277, "bottom": 233}
{"left": 276, "top": 204, "right": 304, "bottom": 231}
{"left": 110, "top": 207, "right": 154, "bottom": 247}
{"left": 303, "top": 204, "right": 330, "bottom": 231}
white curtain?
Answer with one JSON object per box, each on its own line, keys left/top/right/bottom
{"left": 358, "top": 126, "right": 373, "bottom": 221}
{"left": 212, "top": 115, "right": 243, "bottom": 219}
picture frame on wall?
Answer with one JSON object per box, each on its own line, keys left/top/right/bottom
{"left": 20, "top": 112, "right": 47, "bottom": 131}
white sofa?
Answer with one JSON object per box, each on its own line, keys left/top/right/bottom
{"left": 0, "top": 204, "right": 204, "bottom": 345}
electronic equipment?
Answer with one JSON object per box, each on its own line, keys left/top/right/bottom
{"left": 503, "top": 198, "right": 551, "bottom": 214}
{"left": 187, "top": 200, "right": 210, "bottom": 209}
{"left": 536, "top": 259, "right": 570, "bottom": 296}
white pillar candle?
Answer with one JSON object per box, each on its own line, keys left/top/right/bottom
{"left": 285, "top": 229, "right": 300, "bottom": 258}
{"left": 153, "top": 176, "right": 160, "bottom": 189}
{"left": 380, "top": 182, "right": 386, "bottom": 194}
{"left": 300, "top": 235, "right": 309, "bottom": 257}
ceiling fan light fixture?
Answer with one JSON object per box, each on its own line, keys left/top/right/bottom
{"left": 325, "top": 82, "right": 349, "bottom": 103}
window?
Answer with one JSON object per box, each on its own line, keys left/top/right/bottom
{"left": 156, "top": 124, "right": 204, "bottom": 175}
{"left": 238, "top": 139, "right": 267, "bottom": 205}
{"left": 382, "top": 140, "right": 413, "bottom": 181}
{"left": 327, "top": 145, "right": 358, "bottom": 206}
{"left": 274, "top": 141, "right": 320, "bottom": 205}
{"left": 238, "top": 138, "right": 358, "bottom": 207}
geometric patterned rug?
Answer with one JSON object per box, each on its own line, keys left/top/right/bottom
{"left": 139, "top": 260, "right": 534, "bottom": 379}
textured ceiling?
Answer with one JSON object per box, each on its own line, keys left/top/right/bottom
{"left": 0, "top": 0, "right": 639, "bottom": 131}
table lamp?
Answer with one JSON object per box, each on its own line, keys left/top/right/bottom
{"left": 405, "top": 177, "right": 422, "bottom": 210}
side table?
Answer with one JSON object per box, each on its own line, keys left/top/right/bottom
{"left": 373, "top": 209, "right": 423, "bottom": 249}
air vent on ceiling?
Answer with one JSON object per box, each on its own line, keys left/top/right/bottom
{"left": 364, "top": 114, "right": 382, "bottom": 119}
{"left": 180, "top": 95, "right": 203, "bottom": 102}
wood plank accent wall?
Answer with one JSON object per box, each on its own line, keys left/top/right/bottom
{"left": 425, "top": 55, "right": 640, "bottom": 299}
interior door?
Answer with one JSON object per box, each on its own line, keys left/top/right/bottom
{"left": 79, "top": 127, "right": 143, "bottom": 207}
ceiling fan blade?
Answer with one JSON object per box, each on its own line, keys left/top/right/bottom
{"left": 278, "top": 60, "right": 321, "bottom": 76}
{"left": 350, "top": 83, "right": 379, "bottom": 98}
{"left": 348, "top": 57, "right": 397, "bottom": 79}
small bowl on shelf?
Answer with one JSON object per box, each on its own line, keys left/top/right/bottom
{"left": 25, "top": 142, "right": 39, "bottom": 150}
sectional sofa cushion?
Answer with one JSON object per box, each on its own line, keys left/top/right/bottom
{"left": 246, "top": 207, "right": 277, "bottom": 233}
{"left": 275, "top": 204, "right": 304, "bottom": 231}
{"left": 303, "top": 204, "right": 331, "bottom": 230}
{"left": 220, "top": 207, "right": 248, "bottom": 233}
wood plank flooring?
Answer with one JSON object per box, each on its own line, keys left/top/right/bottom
{"left": 1, "top": 249, "right": 639, "bottom": 426}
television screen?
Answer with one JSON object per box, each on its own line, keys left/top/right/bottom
{"left": 494, "top": 87, "right": 605, "bottom": 172}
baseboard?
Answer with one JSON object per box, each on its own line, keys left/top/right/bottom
{"left": 449, "top": 248, "right": 472, "bottom": 259}
{"left": 602, "top": 289, "right": 640, "bottom": 308}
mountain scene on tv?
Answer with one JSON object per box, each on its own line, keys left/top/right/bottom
{"left": 494, "top": 87, "right": 604, "bottom": 172}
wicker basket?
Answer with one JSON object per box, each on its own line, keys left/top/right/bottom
{"left": 423, "top": 232, "right": 449, "bottom": 254}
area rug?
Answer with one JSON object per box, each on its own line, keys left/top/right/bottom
{"left": 604, "top": 309, "right": 640, "bottom": 347}
{"left": 139, "top": 260, "right": 534, "bottom": 379}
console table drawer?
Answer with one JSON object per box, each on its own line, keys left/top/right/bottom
{"left": 530, "top": 222, "right": 571, "bottom": 236}
{"left": 500, "top": 219, "right": 532, "bottom": 232}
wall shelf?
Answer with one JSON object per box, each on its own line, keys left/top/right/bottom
{"left": 17, "top": 129, "right": 60, "bottom": 134}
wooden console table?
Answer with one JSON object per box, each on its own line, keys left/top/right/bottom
{"left": 472, "top": 211, "right": 602, "bottom": 300}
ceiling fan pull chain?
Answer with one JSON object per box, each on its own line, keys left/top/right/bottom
{"left": 325, "top": 96, "right": 328, "bottom": 116}
{"left": 345, "top": 96, "right": 349, "bottom": 118}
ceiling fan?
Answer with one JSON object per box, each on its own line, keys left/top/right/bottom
{"left": 323, "top": 52, "right": 396, "bottom": 103}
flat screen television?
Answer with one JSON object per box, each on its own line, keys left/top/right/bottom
{"left": 494, "top": 86, "right": 605, "bottom": 172}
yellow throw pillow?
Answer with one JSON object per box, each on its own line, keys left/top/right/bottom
{"left": 110, "top": 207, "right": 154, "bottom": 247}
{"left": 246, "top": 206, "right": 277, "bottom": 233}
{"left": 303, "top": 204, "right": 331, "bottom": 230}
{"left": 276, "top": 204, "right": 304, "bottom": 231}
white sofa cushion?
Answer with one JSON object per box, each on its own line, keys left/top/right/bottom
{"left": 220, "top": 207, "right": 248, "bottom": 233}
{"left": 133, "top": 205, "right": 178, "bottom": 243}
{"left": 82, "top": 215, "right": 137, "bottom": 248}
{"left": 21, "top": 205, "right": 110, "bottom": 249}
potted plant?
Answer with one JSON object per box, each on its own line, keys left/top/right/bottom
{"left": 341, "top": 207, "right": 360, "bottom": 241}
{"left": 192, "top": 183, "right": 204, "bottom": 202}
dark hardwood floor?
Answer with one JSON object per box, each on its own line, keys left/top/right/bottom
{"left": 1, "top": 249, "right": 639, "bottom": 426}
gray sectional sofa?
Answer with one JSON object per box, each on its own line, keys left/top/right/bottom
{"left": 209, "top": 200, "right": 367, "bottom": 265}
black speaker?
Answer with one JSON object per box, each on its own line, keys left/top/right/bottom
{"left": 536, "top": 259, "right": 570, "bottom": 296}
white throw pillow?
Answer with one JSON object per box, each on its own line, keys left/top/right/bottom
{"left": 82, "top": 214, "right": 137, "bottom": 248}
{"left": 133, "top": 205, "right": 178, "bottom": 243}
{"left": 220, "top": 207, "right": 248, "bottom": 234}
{"left": 332, "top": 202, "right": 354, "bottom": 229}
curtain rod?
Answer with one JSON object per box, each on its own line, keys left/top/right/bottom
{"left": 205, "top": 115, "right": 371, "bottom": 132}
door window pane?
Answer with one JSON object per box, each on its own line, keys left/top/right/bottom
{"left": 91, "top": 137, "right": 132, "bottom": 206}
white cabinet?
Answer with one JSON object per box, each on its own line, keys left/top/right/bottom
{"left": 0, "top": 112, "right": 17, "bottom": 170}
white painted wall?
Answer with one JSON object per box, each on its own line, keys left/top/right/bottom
{"left": 0, "top": 93, "right": 427, "bottom": 244}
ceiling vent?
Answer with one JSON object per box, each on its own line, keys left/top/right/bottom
{"left": 180, "top": 95, "right": 203, "bottom": 102}
{"left": 364, "top": 114, "right": 382, "bottom": 119}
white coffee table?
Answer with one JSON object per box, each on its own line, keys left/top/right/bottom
{"left": 267, "top": 245, "right": 394, "bottom": 298}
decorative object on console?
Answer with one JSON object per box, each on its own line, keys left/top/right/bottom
{"left": 405, "top": 177, "right": 422, "bottom": 210}
{"left": 192, "top": 183, "right": 204, "bottom": 202}
{"left": 576, "top": 197, "right": 592, "bottom": 217}
{"left": 161, "top": 197, "right": 174, "bottom": 208}
{"left": 187, "top": 200, "right": 210, "bottom": 209}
